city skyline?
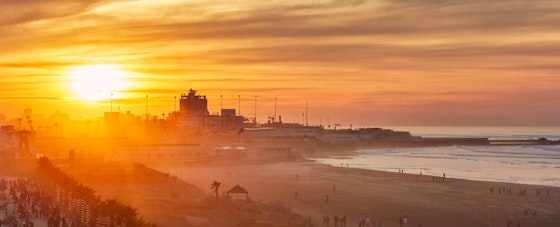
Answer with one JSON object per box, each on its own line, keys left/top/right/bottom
{"left": 1, "top": 0, "right": 560, "bottom": 126}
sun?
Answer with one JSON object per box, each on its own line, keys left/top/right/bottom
{"left": 68, "top": 64, "right": 132, "bottom": 101}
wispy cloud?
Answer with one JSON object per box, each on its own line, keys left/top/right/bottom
{"left": 1, "top": 0, "right": 559, "bottom": 125}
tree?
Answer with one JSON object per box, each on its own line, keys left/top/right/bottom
{"left": 211, "top": 181, "right": 221, "bottom": 201}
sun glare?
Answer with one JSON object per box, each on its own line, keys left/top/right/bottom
{"left": 68, "top": 64, "right": 132, "bottom": 101}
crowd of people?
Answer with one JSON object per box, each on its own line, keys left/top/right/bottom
{"left": 1, "top": 178, "right": 74, "bottom": 227}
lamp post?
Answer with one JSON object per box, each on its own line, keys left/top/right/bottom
{"left": 254, "top": 95, "right": 257, "bottom": 124}
{"left": 305, "top": 100, "right": 308, "bottom": 126}
{"left": 110, "top": 93, "right": 113, "bottom": 112}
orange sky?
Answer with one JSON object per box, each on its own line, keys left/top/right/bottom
{"left": 1, "top": 0, "right": 559, "bottom": 126}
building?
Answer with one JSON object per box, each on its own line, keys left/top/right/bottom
{"left": 179, "top": 89, "right": 209, "bottom": 117}
{"left": 176, "top": 89, "right": 246, "bottom": 132}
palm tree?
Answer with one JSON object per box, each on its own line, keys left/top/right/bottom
{"left": 17, "top": 117, "right": 22, "bottom": 130}
{"left": 211, "top": 181, "right": 221, "bottom": 201}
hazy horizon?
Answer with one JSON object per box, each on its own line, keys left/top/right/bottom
{"left": 2, "top": 0, "right": 560, "bottom": 126}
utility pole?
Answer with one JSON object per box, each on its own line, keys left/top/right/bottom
{"left": 305, "top": 100, "right": 308, "bottom": 126}
{"left": 254, "top": 95, "right": 257, "bottom": 124}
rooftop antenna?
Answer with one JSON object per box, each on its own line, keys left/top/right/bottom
{"left": 274, "top": 97, "right": 277, "bottom": 123}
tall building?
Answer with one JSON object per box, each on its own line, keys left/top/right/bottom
{"left": 179, "top": 89, "right": 209, "bottom": 117}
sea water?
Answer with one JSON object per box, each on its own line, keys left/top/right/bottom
{"left": 313, "top": 127, "right": 560, "bottom": 187}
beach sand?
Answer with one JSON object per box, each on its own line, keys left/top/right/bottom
{"left": 2, "top": 158, "right": 559, "bottom": 227}
{"left": 153, "top": 160, "right": 560, "bottom": 227}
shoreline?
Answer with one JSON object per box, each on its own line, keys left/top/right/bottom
{"left": 153, "top": 159, "right": 560, "bottom": 227}
{"left": 2, "top": 156, "right": 559, "bottom": 226}
{"left": 312, "top": 158, "right": 560, "bottom": 189}
{"left": 309, "top": 144, "right": 560, "bottom": 189}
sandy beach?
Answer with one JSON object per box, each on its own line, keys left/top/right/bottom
{"left": 1, "top": 157, "right": 559, "bottom": 227}
{"left": 152, "top": 160, "right": 560, "bottom": 227}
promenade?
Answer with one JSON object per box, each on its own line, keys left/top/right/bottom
{"left": 1, "top": 177, "right": 58, "bottom": 227}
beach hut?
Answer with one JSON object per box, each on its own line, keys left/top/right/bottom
{"left": 227, "top": 185, "right": 249, "bottom": 200}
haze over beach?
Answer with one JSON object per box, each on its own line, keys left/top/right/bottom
{"left": 1, "top": 1, "right": 560, "bottom": 227}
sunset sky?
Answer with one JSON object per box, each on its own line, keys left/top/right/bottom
{"left": 1, "top": 0, "right": 559, "bottom": 126}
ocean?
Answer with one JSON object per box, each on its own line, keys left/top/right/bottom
{"left": 313, "top": 127, "right": 560, "bottom": 188}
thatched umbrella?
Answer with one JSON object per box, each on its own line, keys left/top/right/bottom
{"left": 227, "top": 185, "right": 249, "bottom": 200}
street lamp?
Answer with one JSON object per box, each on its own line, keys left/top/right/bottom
{"left": 254, "top": 95, "right": 257, "bottom": 124}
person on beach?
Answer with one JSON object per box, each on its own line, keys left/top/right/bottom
{"left": 6, "top": 200, "right": 15, "bottom": 216}
{"left": 364, "top": 216, "right": 371, "bottom": 227}
{"left": 334, "top": 215, "right": 339, "bottom": 227}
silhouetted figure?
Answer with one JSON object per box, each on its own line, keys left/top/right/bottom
{"left": 533, "top": 210, "right": 537, "bottom": 218}
{"left": 294, "top": 192, "right": 298, "bottom": 199}
{"left": 334, "top": 215, "right": 339, "bottom": 227}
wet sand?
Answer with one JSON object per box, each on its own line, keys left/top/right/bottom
{"left": 154, "top": 160, "right": 560, "bottom": 227}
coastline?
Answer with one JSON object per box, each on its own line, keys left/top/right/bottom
{"left": 153, "top": 158, "right": 560, "bottom": 227}
{"left": 2, "top": 156, "right": 559, "bottom": 227}
{"left": 311, "top": 144, "right": 560, "bottom": 188}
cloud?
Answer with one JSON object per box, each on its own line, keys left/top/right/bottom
{"left": 0, "top": 0, "right": 117, "bottom": 26}
{"left": 1, "top": 0, "right": 560, "bottom": 125}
